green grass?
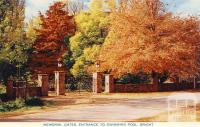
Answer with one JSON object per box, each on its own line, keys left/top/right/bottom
{"left": 0, "top": 99, "right": 25, "bottom": 112}
{"left": 0, "top": 97, "right": 47, "bottom": 112}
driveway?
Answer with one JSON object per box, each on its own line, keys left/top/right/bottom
{"left": 1, "top": 91, "right": 200, "bottom": 122}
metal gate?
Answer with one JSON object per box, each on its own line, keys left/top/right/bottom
{"left": 66, "top": 74, "right": 92, "bottom": 92}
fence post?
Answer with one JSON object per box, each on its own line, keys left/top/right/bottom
{"left": 55, "top": 71, "right": 66, "bottom": 96}
{"left": 105, "top": 74, "right": 115, "bottom": 93}
{"left": 92, "top": 72, "right": 103, "bottom": 93}
{"left": 6, "top": 80, "right": 14, "bottom": 99}
{"left": 38, "top": 74, "right": 49, "bottom": 96}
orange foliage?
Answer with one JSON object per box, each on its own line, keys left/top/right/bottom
{"left": 30, "top": 2, "right": 75, "bottom": 74}
{"left": 97, "top": 0, "right": 200, "bottom": 79}
{"left": 34, "top": 2, "right": 75, "bottom": 51}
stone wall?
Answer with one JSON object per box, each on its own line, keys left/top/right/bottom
{"left": 159, "top": 83, "right": 194, "bottom": 91}
{"left": 93, "top": 73, "right": 196, "bottom": 93}
{"left": 114, "top": 83, "right": 194, "bottom": 93}
{"left": 114, "top": 84, "right": 158, "bottom": 93}
{"left": 12, "top": 87, "right": 42, "bottom": 98}
{"left": 6, "top": 80, "right": 42, "bottom": 99}
{"left": 7, "top": 87, "right": 42, "bottom": 99}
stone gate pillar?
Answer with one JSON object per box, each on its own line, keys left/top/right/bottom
{"left": 6, "top": 80, "right": 14, "bottom": 99}
{"left": 105, "top": 74, "right": 115, "bottom": 93}
{"left": 55, "top": 71, "right": 65, "bottom": 96}
{"left": 92, "top": 72, "right": 103, "bottom": 93}
{"left": 38, "top": 74, "right": 49, "bottom": 96}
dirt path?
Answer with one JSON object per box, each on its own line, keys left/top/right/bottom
{"left": 1, "top": 91, "right": 200, "bottom": 122}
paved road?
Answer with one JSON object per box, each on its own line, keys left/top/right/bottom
{"left": 1, "top": 92, "right": 200, "bottom": 122}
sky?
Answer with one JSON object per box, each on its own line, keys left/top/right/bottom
{"left": 25, "top": 0, "right": 90, "bottom": 22}
{"left": 25, "top": 0, "right": 200, "bottom": 22}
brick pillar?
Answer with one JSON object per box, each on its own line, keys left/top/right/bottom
{"left": 6, "top": 80, "right": 14, "bottom": 99}
{"left": 152, "top": 72, "right": 159, "bottom": 92}
{"left": 105, "top": 74, "right": 115, "bottom": 93}
{"left": 38, "top": 74, "right": 49, "bottom": 96}
{"left": 55, "top": 71, "right": 65, "bottom": 96}
{"left": 92, "top": 72, "right": 103, "bottom": 93}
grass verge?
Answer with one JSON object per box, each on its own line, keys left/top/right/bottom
{"left": 0, "top": 97, "right": 50, "bottom": 113}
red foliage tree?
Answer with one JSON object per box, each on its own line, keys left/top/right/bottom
{"left": 29, "top": 2, "right": 75, "bottom": 74}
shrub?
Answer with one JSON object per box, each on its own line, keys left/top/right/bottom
{"left": 0, "top": 85, "right": 6, "bottom": 94}
{"left": 25, "top": 97, "right": 44, "bottom": 106}
{"left": 0, "top": 93, "right": 7, "bottom": 102}
{"left": 0, "top": 85, "right": 7, "bottom": 102}
{"left": 0, "top": 99, "right": 25, "bottom": 112}
{"left": 0, "top": 97, "right": 45, "bottom": 112}
{"left": 66, "top": 83, "right": 77, "bottom": 91}
{"left": 115, "top": 73, "right": 151, "bottom": 84}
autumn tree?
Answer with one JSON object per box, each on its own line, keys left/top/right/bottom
{"left": 69, "top": 0, "right": 109, "bottom": 76}
{"left": 96, "top": 0, "right": 200, "bottom": 84}
{"left": 30, "top": 2, "right": 75, "bottom": 74}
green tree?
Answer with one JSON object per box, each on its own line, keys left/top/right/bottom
{"left": 26, "top": 16, "right": 41, "bottom": 46}
{"left": 0, "top": 0, "right": 28, "bottom": 64}
{"left": 0, "top": 0, "right": 11, "bottom": 46}
{"left": 0, "top": 0, "right": 30, "bottom": 82}
{"left": 69, "top": 0, "right": 109, "bottom": 76}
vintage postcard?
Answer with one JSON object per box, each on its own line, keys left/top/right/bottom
{"left": 0, "top": 0, "right": 200, "bottom": 127}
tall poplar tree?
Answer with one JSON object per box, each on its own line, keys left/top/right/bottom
{"left": 0, "top": 0, "right": 29, "bottom": 82}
